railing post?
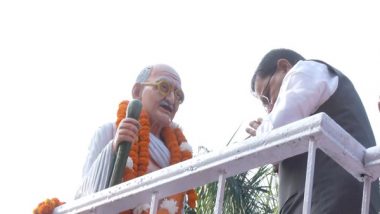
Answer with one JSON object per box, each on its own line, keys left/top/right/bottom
{"left": 302, "top": 138, "right": 317, "bottom": 214}
{"left": 214, "top": 170, "right": 227, "bottom": 214}
{"left": 149, "top": 191, "right": 159, "bottom": 214}
{"left": 361, "top": 175, "right": 371, "bottom": 214}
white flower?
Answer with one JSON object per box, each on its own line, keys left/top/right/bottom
{"left": 180, "top": 141, "right": 192, "bottom": 153}
{"left": 133, "top": 203, "right": 150, "bottom": 214}
{"left": 126, "top": 156, "right": 134, "bottom": 169}
{"left": 170, "top": 122, "right": 180, "bottom": 129}
{"left": 160, "top": 199, "right": 178, "bottom": 214}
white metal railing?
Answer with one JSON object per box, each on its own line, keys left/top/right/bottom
{"left": 54, "top": 113, "right": 380, "bottom": 214}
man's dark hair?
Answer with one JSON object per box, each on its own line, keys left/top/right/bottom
{"left": 251, "top": 48, "right": 305, "bottom": 92}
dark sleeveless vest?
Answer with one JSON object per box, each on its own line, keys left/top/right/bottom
{"left": 279, "top": 60, "right": 380, "bottom": 214}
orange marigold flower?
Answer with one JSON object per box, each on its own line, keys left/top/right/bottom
{"left": 34, "top": 198, "right": 64, "bottom": 214}
{"left": 187, "top": 189, "right": 198, "bottom": 208}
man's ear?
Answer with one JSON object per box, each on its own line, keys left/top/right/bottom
{"left": 132, "top": 83, "right": 142, "bottom": 99}
{"left": 277, "top": 59, "right": 292, "bottom": 74}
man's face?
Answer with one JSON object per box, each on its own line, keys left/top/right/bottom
{"left": 254, "top": 71, "right": 282, "bottom": 113}
{"left": 254, "top": 60, "right": 289, "bottom": 113}
{"left": 139, "top": 67, "right": 183, "bottom": 128}
{"left": 255, "top": 72, "right": 276, "bottom": 113}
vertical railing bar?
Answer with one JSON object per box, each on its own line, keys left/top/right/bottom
{"left": 214, "top": 170, "right": 227, "bottom": 214}
{"left": 149, "top": 191, "right": 159, "bottom": 214}
{"left": 302, "top": 138, "right": 317, "bottom": 214}
{"left": 361, "top": 175, "right": 371, "bottom": 214}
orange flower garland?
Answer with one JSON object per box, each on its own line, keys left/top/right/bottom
{"left": 33, "top": 198, "right": 65, "bottom": 214}
{"left": 116, "top": 100, "right": 197, "bottom": 213}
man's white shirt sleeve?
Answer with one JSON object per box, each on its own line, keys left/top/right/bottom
{"left": 257, "top": 60, "right": 338, "bottom": 135}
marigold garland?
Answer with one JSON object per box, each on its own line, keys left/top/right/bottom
{"left": 161, "top": 127, "right": 181, "bottom": 165}
{"left": 116, "top": 100, "right": 197, "bottom": 213}
{"left": 33, "top": 198, "right": 65, "bottom": 214}
{"left": 174, "top": 127, "right": 197, "bottom": 208}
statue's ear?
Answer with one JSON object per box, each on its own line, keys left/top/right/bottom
{"left": 132, "top": 83, "right": 143, "bottom": 99}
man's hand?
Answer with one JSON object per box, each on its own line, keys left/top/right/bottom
{"left": 245, "top": 118, "right": 263, "bottom": 137}
{"left": 113, "top": 118, "right": 140, "bottom": 153}
{"left": 246, "top": 117, "right": 279, "bottom": 173}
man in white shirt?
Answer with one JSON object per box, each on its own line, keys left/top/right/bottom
{"left": 246, "top": 48, "right": 380, "bottom": 214}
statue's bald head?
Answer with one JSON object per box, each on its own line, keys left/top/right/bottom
{"left": 135, "top": 64, "right": 181, "bottom": 84}
{"left": 132, "top": 64, "right": 183, "bottom": 130}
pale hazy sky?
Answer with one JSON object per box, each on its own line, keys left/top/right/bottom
{"left": 1, "top": 1, "right": 379, "bottom": 213}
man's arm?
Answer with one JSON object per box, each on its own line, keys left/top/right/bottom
{"left": 258, "top": 60, "right": 338, "bottom": 134}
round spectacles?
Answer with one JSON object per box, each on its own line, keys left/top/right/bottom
{"left": 141, "top": 79, "right": 185, "bottom": 104}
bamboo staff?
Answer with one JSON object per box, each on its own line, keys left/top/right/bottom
{"left": 108, "top": 99, "right": 142, "bottom": 187}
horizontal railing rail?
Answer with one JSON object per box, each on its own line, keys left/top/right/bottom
{"left": 54, "top": 113, "right": 380, "bottom": 214}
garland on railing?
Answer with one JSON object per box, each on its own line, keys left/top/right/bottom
{"left": 33, "top": 198, "right": 64, "bottom": 214}
{"left": 116, "top": 100, "right": 197, "bottom": 214}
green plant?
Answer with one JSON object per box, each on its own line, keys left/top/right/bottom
{"left": 185, "top": 126, "right": 279, "bottom": 213}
